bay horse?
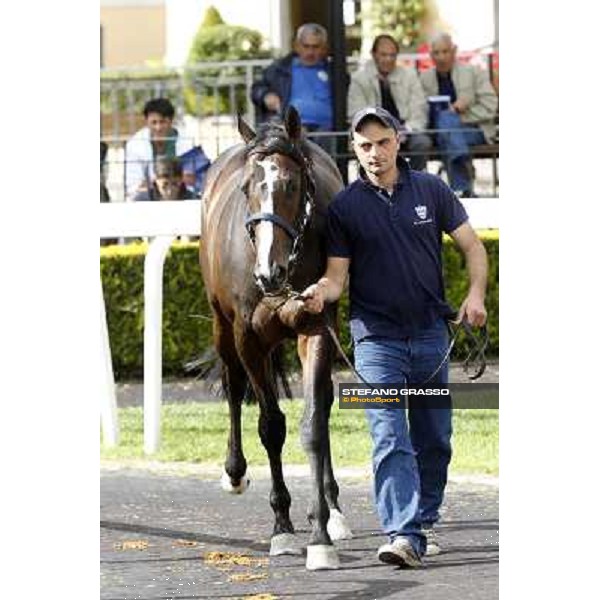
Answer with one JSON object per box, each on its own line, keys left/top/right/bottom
{"left": 198, "top": 106, "right": 352, "bottom": 570}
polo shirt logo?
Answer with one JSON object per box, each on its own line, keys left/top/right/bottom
{"left": 317, "top": 70, "right": 329, "bottom": 82}
{"left": 415, "top": 205, "right": 427, "bottom": 220}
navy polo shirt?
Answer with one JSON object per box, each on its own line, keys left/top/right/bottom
{"left": 326, "top": 158, "right": 468, "bottom": 342}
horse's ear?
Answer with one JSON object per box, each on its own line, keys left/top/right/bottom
{"left": 237, "top": 113, "right": 256, "bottom": 143}
{"left": 283, "top": 105, "right": 302, "bottom": 142}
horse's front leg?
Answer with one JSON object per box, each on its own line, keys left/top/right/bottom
{"left": 213, "top": 311, "right": 249, "bottom": 494}
{"left": 297, "top": 331, "right": 340, "bottom": 570}
{"left": 236, "top": 329, "right": 300, "bottom": 558}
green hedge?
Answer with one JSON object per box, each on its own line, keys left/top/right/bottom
{"left": 184, "top": 22, "right": 271, "bottom": 116}
{"left": 101, "top": 233, "right": 498, "bottom": 380}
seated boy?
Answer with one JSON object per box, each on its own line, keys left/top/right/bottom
{"left": 133, "top": 157, "right": 195, "bottom": 201}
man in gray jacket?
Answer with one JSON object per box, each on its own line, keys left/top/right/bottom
{"left": 420, "top": 33, "right": 498, "bottom": 196}
{"left": 347, "top": 34, "right": 432, "bottom": 171}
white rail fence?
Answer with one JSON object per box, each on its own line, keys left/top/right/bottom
{"left": 100, "top": 198, "right": 499, "bottom": 454}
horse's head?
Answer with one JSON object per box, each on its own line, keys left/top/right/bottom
{"left": 238, "top": 106, "right": 315, "bottom": 295}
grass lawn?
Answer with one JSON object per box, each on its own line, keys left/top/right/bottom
{"left": 101, "top": 400, "right": 498, "bottom": 475}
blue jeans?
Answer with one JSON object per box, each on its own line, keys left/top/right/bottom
{"left": 403, "top": 132, "right": 433, "bottom": 172}
{"left": 434, "top": 110, "right": 486, "bottom": 193}
{"left": 354, "top": 319, "right": 452, "bottom": 556}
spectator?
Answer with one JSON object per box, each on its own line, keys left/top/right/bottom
{"left": 133, "top": 157, "right": 196, "bottom": 201}
{"left": 125, "top": 98, "right": 209, "bottom": 200}
{"left": 347, "top": 34, "right": 432, "bottom": 171}
{"left": 100, "top": 141, "right": 119, "bottom": 246}
{"left": 300, "top": 107, "right": 488, "bottom": 565}
{"left": 251, "top": 23, "right": 338, "bottom": 151}
{"left": 420, "top": 33, "right": 498, "bottom": 197}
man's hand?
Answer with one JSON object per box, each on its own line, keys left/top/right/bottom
{"left": 299, "top": 258, "right": 350, "bottom": 314}
{"left": 452, "top": 97, "right": 469, "bottom": 114}
{"left": 300, "top": 283, "right": 326, "bottom": 314}
{"left": 264, "top": 93, "right": 282, "bottom": 112}
{"left": 456, "top": 292, "right": 487, "bottom": 327}
{"left": 449, "top": 222, "right": 488, "bottom": 328}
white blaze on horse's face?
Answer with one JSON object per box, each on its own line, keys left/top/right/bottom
{"left": 254, "top": 158, "right": 280, "bottom": 281}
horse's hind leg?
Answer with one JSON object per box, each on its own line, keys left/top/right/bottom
{"left": 213, "top": 311, "right": 249, "bottom": 493}
{"left": 235, "top": 331, "right": 299, "bottom": 556}
{"left": 297, "top": 332, "right": 340, "bottom": 570}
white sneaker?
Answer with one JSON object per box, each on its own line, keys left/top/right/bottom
{"left": 377, "top": 537, "right": 423, "bottom": 567}
{"left": 424, "top": 527, "right": 441, "bottom": 556}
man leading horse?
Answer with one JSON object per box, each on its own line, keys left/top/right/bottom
{"left": 301, "top": 106, "right": 488, "bottom": 567}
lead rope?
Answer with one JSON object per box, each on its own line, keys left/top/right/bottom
{"left": 265, "top": 287, "right": 488, "bottom": 386}
{"left": 263, "top": 287, "right": 377, "bottom": 387}
{"left": 423, "top": 319, "right": 489, "bottom": 383}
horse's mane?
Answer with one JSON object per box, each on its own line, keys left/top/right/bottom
{"left": 245, "top": 120, "right": 311, "bottom": 169}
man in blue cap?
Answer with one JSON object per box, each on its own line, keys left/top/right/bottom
{"left": 301, "top": 106, "right": 488, "bottom": 566}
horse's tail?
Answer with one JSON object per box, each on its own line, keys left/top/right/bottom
{"left": 184, "top": 348, "right": 252, "bottom": 401}
{"left": 184, "top": 344, "right": 292, "bottom": 403}
{"left": 184, "top": 347, "right": 225, "bottom": 397}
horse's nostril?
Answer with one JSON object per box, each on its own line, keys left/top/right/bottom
{"left": 256, "top": 273, "right": 275, "bottom": 293}
{"left": 256, "top": 273, "right": 269, "bottom": 288}
{"left": 273, "top": 265, "right": 287, "bottom": 284}
{"left": 255, "top": 267, "right": 286, "bottom": 293}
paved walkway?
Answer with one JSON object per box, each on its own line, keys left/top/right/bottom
{"left": 101, "top": 469, "right": 498, "bottom": 600}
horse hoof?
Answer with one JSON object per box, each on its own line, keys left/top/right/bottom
{"left": 269, "top": 533, "right": 302, "bottom": 556}
{"left": 327, "top": 508, "right": 353, "bottom": 541}
{"left": 220, "top": 471, "right": 250, "bottom": 494}
{"left": 306, "top": 544, "right": 340, "bottom": 570}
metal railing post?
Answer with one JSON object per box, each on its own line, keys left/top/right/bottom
{"left": 245, "top": 64, "right": 255, "bottom": 125}
{"left": 111, "top": 87, "right": 119, "bottom": 139}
